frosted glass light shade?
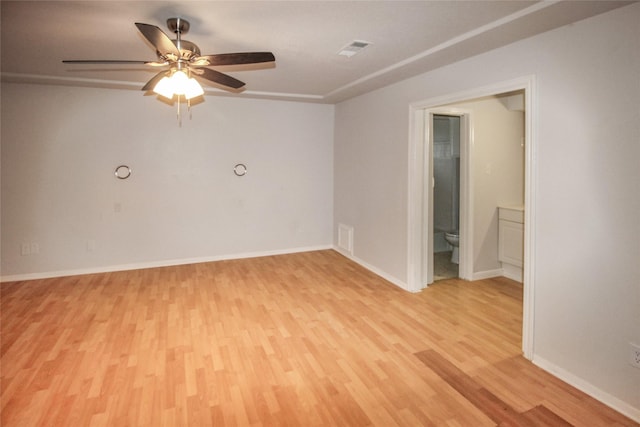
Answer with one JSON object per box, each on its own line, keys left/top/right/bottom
{"left": 184, "top": 78, "right": 204, "bottom": 99}
{"left": 171, "top": 71, "right": 189, "bottom": 93}
{"left": 153, "top": 76, "right": 175, "bottom": 99}
{"left": 153, "top": 70, "right": 204, "bottom": 100}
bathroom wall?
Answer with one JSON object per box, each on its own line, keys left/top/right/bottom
{"left": 1, "top": 83, "right": 335, "bottom": 279}
{"left": 452, "top": 95, "right": 524, "bottom": 276}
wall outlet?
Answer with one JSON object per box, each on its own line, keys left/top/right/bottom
{"left": 630, "top": 342, "right": 640, "bottom": 369}
{"left": 20, "top": 241, "right": 40, "bottom": 256}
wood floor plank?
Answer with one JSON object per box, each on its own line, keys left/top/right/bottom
{"left": 415, "top": 349, "right": 526, "bottom": 425}
{"left": 512, "top": 404, "right": 573, "bottom": 427}
{"left": 1, "top": 250, "right": 638, "bottom": 426}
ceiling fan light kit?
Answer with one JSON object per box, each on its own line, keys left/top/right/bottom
{"left": 62, "top": 17, "right": 275, "bottom": 123}
{"left": 153, "top": 70, "right": 204, "bottom": 100}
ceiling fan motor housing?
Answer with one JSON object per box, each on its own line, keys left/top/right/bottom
{"left": 160, "top": 40, "right": 201, "bottom": 61}
{"left": 164, "top": 18, "right": 201, "bottom": 61}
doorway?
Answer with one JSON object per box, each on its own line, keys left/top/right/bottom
{"left": 407, "top": 76, "right": 536, "bottom": 359}
{"left": 432, "top": 114, "right": 461, "bottom": 282}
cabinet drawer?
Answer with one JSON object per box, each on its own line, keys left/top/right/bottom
{"left": 499, "top": 208, "right": 524, "bottom": 223}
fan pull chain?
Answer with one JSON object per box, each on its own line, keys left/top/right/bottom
{"left": 177, "top": 95, "right": 182, "bottom": 127}
{"left": 186, "top": 69, "right": 193, "bottom": 121}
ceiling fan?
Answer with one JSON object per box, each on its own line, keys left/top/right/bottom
{"left": 63, "top": 17, "right": 275, "bottom": 99}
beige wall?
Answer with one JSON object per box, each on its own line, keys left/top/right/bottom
{"left": 454, "top": 95, "right": 524, "bottom": 275}
{"left": 1, "top": 85, "right": 335, "bottom": 278}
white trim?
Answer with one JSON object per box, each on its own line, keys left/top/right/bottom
{"left": 533, "top": 356, "right": 640, "bottom": 423}
{"left": 407, "top": 75, "right": 537, "bottom": 360}
{"left": 333, "top": 246, "right": 410, "bottom": 292}
{"left": 0, "top": 72, "right": 144, "bottom": 89}
{"left": 241, "top": 89, "right": 324, "bottom": 101}
{"left": 521, "top": 77, "right": 537, "bottom": 360}
{"left": 425, "top": 112, "right": 434, "bottom": 285}
{"left": 470, "top": 269, "right": 504, "bottom": 281}
{"left": 407, "top": 107, "right": 427, "bottom": 292}
{"left": 0, "top": 245, "right": 332, "bottom": 283}
{"left": 0, "top": 73, "right": 324, "bottom": 102}
{"left": 460, "top": 113, "right": 473, "bottom": 281}
{"left": 502, "top": 264, "right": 523, "bottom": 283}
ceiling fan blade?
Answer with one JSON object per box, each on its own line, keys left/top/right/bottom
{"left": 191, "top": 52, "right": 275, "bottom": 67}
{"left": 141, "top": 71, "right": 170, "bottom": 91}
{"left": 62, "top": 60, "right": 150, "bottom": 65}
{"left": 135, "top": 22, "right": 180, "bottom": 59}
{"left": 193, "top": 67, "right": 245, "bottom": 90}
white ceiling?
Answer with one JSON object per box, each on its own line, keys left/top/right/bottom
{"left": 0, "top": 1, "right": 633, "bottom": 104}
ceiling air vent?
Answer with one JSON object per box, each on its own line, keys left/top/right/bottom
{"left": 338, "top": 40, "right": 371, "bottom": 58}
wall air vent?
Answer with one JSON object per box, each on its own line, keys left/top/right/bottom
{"left": 338, "top": 224, "right": 354, "bottom": 255}
{"left": 338, "top": 40, "right": 371, "bottom": 58}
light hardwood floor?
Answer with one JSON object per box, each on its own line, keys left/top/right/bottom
{"left": 1, "top": 250, "right": 637, "bottom": 426}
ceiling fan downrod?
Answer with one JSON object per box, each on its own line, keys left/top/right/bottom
{"left": 167, "top": 17, "right": 188, "bottom": 53}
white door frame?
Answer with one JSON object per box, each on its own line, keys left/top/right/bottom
{"left": 407, "top": 75, "right": 537, "bottom": 359}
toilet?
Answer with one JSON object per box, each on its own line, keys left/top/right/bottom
{"left": 444, "top": 231, "right": 459, "bottom": 264}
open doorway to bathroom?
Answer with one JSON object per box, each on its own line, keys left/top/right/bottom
{"left": 425, "top": 91, "right": 526, "bottom": 286}
{"left": 408, "top": 76, "right": 535, "bottom": 358}
{"left": 433, "top": 114, "right": 461, "bottom": 281}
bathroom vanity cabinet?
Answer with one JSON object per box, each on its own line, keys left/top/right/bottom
{"left": 498, "top": 206, "right": 524, "bottom": 282}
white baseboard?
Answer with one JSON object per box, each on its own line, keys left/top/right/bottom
{"left": 533, "top": 355, "right": 640, "bottom": 423}
{"left": 502, "top": 263, "right": 523, "bottom": 282}
{"left": 0, "top": 245, "right": 333, "bottom": 283}
{"left": 333, "top": 246, "right": 410, "bottom": 292}
{"left": 471, "top": 268, "right": 503, "bottom": 281}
